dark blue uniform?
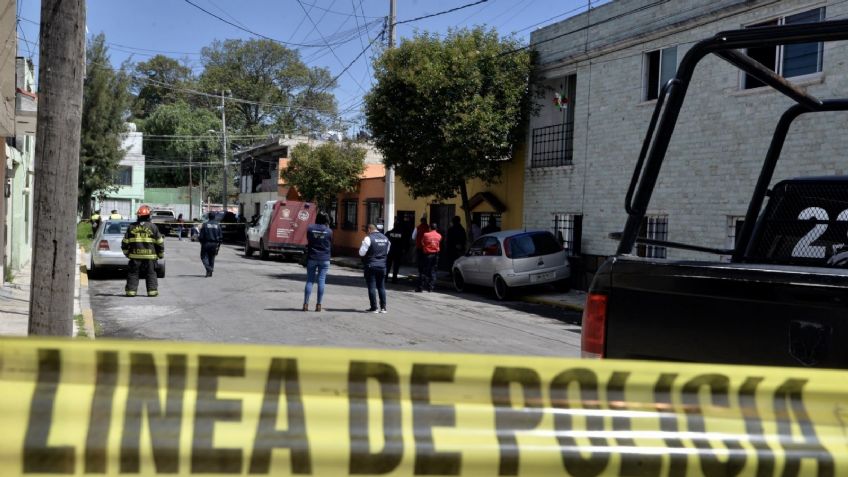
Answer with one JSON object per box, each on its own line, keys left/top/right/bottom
{"left": 199, "top": 218, "right": 223, "bottom": 277}
{"left": 362, "top": 231, "right": 389, "bottom": 312}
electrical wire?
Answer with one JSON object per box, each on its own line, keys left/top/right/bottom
{"left": 396, "top": 0, "right": 490, "bottom": 25}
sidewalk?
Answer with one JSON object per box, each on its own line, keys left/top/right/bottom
{"left": 0, "top": 248, "right": 95, "bottom": 337}
{"left": 330, "top": 256, "right": 586, "bottom": 312}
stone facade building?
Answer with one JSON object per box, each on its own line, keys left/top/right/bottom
{"left": 523, "top": 0, "right": 848, "bottom": 288}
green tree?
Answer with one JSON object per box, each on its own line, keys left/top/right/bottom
{"left": 281, "top": 143, "right": 366, "bottom": 211}
{"left": 364, "top": 28, "right": 537, "bottom": 238}
{"left": 139, "top": 101, "right": 220, "bottom": 187}
{"left": 131, "top": 55, "right": 195, "bottom": 119}
{"left": 199, "top": 39, "right": 338, "bottom": 135}
{"left": 79, "top": 34, "right": 132, "bottom": 217}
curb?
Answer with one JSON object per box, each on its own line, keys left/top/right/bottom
{"left": 77, "top": 247, "right": 96, "bottom": 339}
{"left": 330, "top": 258, "right": 585, "bottom": 312}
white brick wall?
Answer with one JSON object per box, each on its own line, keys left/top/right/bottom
{"left": 524, "top": 0, "right": 848, "bottom": 260}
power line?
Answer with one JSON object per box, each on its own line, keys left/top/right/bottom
{"left": 396, "top": 0, "right": 490, "bottom": 25}
{"left": 295, "top": 0, "right": 368, "bottom": 94}
{"left": 328, "top": 27, "right": 386, "bottom": 87}
{"left": 182, "top": 0, "right": 349, "bottom": 49}
{"left": 299, "top": 0, "right": 383, "bottom": 19}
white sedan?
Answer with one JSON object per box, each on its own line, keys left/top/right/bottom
{"left": 452, "top": 230, "right": 570, "bottom": 300}
{"left": 88, "top": 220, "right": 166, "bottom": 278}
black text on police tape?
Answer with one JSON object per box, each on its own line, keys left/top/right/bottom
{"left": 22, "top": 349, "right": 835, "bottom": 475}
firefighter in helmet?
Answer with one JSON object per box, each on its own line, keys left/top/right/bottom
{"left": 121, "top": 204, "right": 164, "bottom": 297}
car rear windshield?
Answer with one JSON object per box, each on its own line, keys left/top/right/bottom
{"left": 153, "top": 211, "right": 174, "bottom": 217}
{"left": 104, "top": 222, "right": 130, "bottom": 235}
{"left": 505, "top": 232, "right": 561, "bottom": 259}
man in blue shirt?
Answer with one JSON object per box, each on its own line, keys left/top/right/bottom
{"left": 303, "top": 212, "right": 333, "bottom": 311}
{"left": 359, "top": 223, "right": 390, "bottom": 313}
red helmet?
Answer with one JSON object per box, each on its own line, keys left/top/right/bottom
{"left": 136, "top": 205, "right": 151, "bottom": 216}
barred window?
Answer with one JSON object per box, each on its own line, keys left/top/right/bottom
{"left": 552, "top": 213, "right": 582, "bottom": 256}
{"left": 342, "top": 200, "right": 358, "bottom": 230}
{"left": 365, "top": 200, "right": 383, "bottom": 230}
{"left": 638, "top": 215, "right": 668, "bottom": 258}
{"left": 473, "top": 212, "right": 502, "bottom": 231}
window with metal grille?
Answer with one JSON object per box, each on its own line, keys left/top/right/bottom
{"left": 365, "top": 200, "right": 383, "bottom": 230}
{"left": 638, "top": 215, "right": 668, "bottom": 258}
{"left": 531, "top": 74, "right": 575, "bottom": 168}
{"left": 342, "top": 200, "right": 358, "bottom": 230}
{"left": 326, "top": 201, "right": 338, "bottom": 229}
{"left": 552, "top": 213, "right": 582, "bottom": 256}
{"left": 473, "top": 212, "right": 502, "bottom": 232}
{"left": 744, "top": 8, "right": 825, "bottom": 89}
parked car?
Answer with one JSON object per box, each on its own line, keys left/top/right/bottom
{"left": 452, "top": 230, "right": 570, "bottom": 300}
{"left": 88, "top": 220, "right": 166, "bottom": 278}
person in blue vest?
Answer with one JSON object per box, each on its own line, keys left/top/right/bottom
{"left": 303, "top": 212, "right": 333, "bottom": 312}
{"left": 358, "top": 223, "right": 390, "bottom": 313}
{"left": 198, "top": 211, "right": 223, "bottom": 277}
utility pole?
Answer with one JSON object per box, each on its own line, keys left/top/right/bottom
{"left": 188, "top": 149, "right": 193, "bottom": 220}
{"left": 28, "top": 0, "right": 86, "bottom": 335}
{"left": 383, "top": 0, "right": 397, "bottom": 231}
{"left": 220, "top": 90, "right": 229, "bottom": 213}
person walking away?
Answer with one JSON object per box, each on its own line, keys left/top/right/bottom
{"left": 109, "top": 209, "right": 122, "bottom": 220}
{"left": 90, "top": 209, "right": 101, "bottom": 235}
{"left": 385, "top": 220, "right": 408, "bottom": 283}
{"left": 199, "top": 211, "right": 223, "bottom": 277}
{"left": 412, "top": 217, "right": 429, "bottom": 288}
{"left": 418, "top": 223, "right": 442, "bottom": 292}
{"left": 121, "top": 205, "right": 164, "bottom": 297}
{"left": 359, "top": 223, "right": 390, "bottom": 313}
{"left": 303, "top": 212, "right": 333, "bottom": 312}
{"left": 176, "top": 213, "right": 185, "bottom": 241}
{"left": 446, "top": 216, "right": 466, "bottom": 270}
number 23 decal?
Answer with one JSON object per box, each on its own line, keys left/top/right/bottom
{"left": 791, "top": 207, "right": 848, "bottom": 258}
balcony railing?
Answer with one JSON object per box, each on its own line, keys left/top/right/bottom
{"left": 531, "top": 122, "right": 574, "bottom": 168}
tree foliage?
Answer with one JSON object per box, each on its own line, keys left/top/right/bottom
{"left": 79, "top": 34, "right": 132, "bottom": 217}
{"left": 281, "top": 143, "right": 366, "bottom": 210}
{"left": 131, "top": 55, "right": 195, "bottom": 119}
{"left": 139, "top": 101, "right": 220, "bottom": 187}
{"left": 199, "top": 39, "right": 338, "bottom": 135}
{"left": 365, "top": 28, "right": 537, "bottom": 234}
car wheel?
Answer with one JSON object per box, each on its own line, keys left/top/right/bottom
{"left": 453, "top": 269, "right": 466, "bottom": 292}
{"left": 494, "top": 275, "right": 510, "bottom": 301}
{"left": 244, "top": 243, "right": 254, "bottom": 257}
{"left": 555, "top": 279, "right": 571, "bottom": 292}
{"left": 259, "top": 240, "right": 269, "bottom": 260}
{"left": 156, "top": 262, "right": 166, "bottom": 279}
{"left": 87, "top": 258, "right": 97, "bottom": 279}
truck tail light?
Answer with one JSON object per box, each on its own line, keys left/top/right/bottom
{"left": 581, "top": 293, "right": 607, "bottom": 358}
{"left": 98, "top": 240, "right": 110, "bottom": 251}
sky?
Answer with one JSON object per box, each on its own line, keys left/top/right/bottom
{"left": 15, "top": 0, "right": 607, "bottom": 134}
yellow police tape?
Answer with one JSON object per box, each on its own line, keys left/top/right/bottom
{"left": 1, "top": 337, "right": 844, "bottom": 476}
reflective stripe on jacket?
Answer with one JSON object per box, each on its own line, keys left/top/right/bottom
{"left": 122, "top": 221, "right": 164, "bottom": 260}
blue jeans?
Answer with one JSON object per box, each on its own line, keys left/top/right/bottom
{"left": 304, "top": 259, "right": 330, "bottom": 305}
{"left": 364, "top": 265, "right": 387, "bottom": 310}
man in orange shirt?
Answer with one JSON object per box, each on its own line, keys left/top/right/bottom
{"left": 412, "top": 216, "right": 429, "bottom": 287}
{"left": 418, "top": 222, "right": 442, "bottom": 292}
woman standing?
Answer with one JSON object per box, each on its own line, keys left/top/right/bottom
{"left": 303, "top": 212, "right": 333, "bottom": 311}
{"left": 176, "top": 213, "right": 185, "bottom": 241}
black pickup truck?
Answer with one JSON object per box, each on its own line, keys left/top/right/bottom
{"left": 583, "top": 20, "right": 848, "bottom": 368}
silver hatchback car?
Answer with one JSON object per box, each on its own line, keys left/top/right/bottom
{"left": 452, "top": 230, "right": 570, "bottom": 300}
{"left": 88, "top": 220, "right": 166, "bottom": 278}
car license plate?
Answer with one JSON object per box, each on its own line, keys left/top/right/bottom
{"left": 531, "top": 271, "right": 555, "bottom": 283}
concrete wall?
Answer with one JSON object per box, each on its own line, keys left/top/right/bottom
{"left": 94, "top": 125, "right": 146, "bottom": 217}
{"left": 524, "top": 0, "right": 848, "bottom": 261}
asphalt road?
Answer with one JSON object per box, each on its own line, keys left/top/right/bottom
{"left": 88, "top": 238, "right": 582, "bottom": 357}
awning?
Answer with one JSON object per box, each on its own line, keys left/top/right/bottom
{"left": 465, "top": 191, "right": 506, "bottom": 213}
